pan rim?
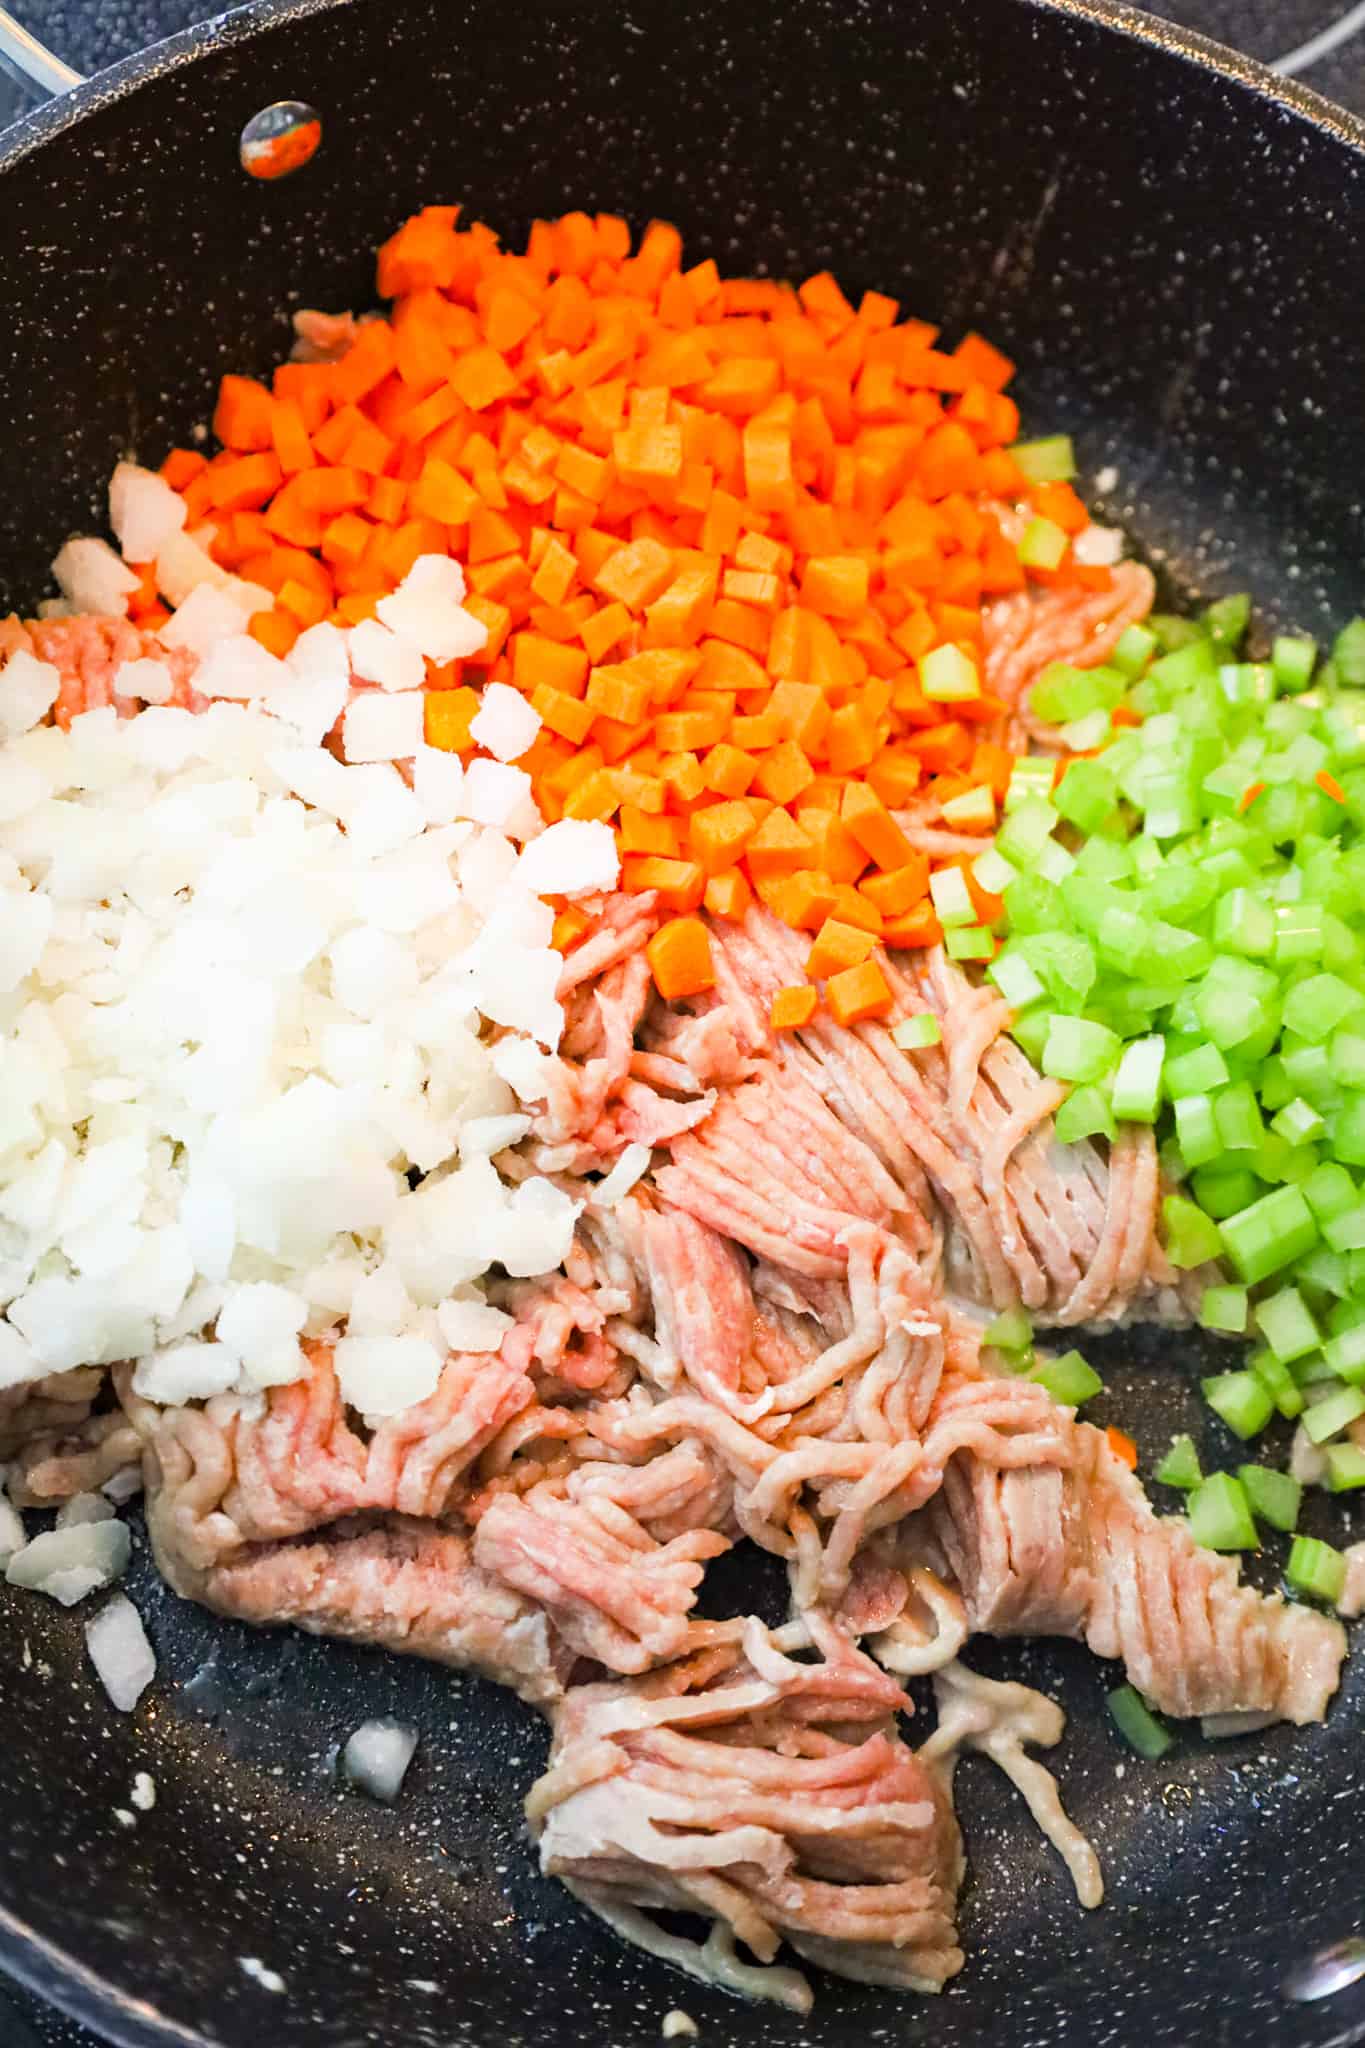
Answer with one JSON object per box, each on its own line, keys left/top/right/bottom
{"left": 0, "top": 0, "right": 1362, "bottom": 2041}
{"left": 0, "top": 0, "right": 1363, "bottom": 174}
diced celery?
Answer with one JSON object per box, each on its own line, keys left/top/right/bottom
{"left": 1009, "top": 1006, "right": 1051, "bottom": 1065}
{"left": 1173, "top": 1094, "right": 1221, "bottom": 1169}
{"left": 1162, "top": 1194, "right": 1224, "bottom": 1269}
{"left": 972, "top": 846, "right": 1017, "bottom": 898}
{"left": 1031, "top": 1349, "right": 1103, "bottom": 1407}
{"left": 1017, "top": 931, "right": 1097, "bottom": 1007}
{"left": 1271, "top": 635, "right": 1317, "bottom": 692}
{"left": 1165, "top": 1043, "right": 1230, "bottom": 1098}
{"left": 1215, "top": 1081, "right": 1265, "bottom": 1152}
{"left": 987, "top": 949, "right": 1045, "bottom": 1010}
{"left": 1107, "top": 1685, "right": 1172, "bottom": 1759}
{"left": 1112, "top": 623, "right": 1157, "bottom": 678}
{"left": 1110, "top": 1035, "right": 1164, "bottom": 1122}
{"left": 1282, "top": 972, "right": 1365, "bottom": 1043}
{"left": 1326, "top": 1442, "right": 1365, "bottom": 1491}
{"left": 1202, "top": 593, "right": 1250, "bottom": 649}
{"left": 1329, "top": 1030, "right": 1365, "bottom": 1090}
{"left": 1154, "top": 1435, "right": 1202, "bottom": 1489}
{"left": 1323, "top": 1201, "right": 1365, "bottom": 1253}
{"left": 1213, "top": 889, "right": 1274, "bottom": 958}
{"left": 1034, "top": 839, "right": 1076, "bottom": 883}
{"left": 1296, "top": 1246, "right": 1349, "bottom": 1297}
{"left": 1001, "top": 872, "right": 1067, "bottom": 934}
{"left": 921, "top": 643, "right": 981, "bottom": 702}
{"left": 1187, "top": 1472, "right": 1259, "bottom": 1551}
{"left": 1280, "top": 1039, "right": 1337, "bottom": 1105}
{"left": 1150, "top": 638, "right": 1219, "bottom": 692}
{"left": 1046, "top": 665, "right": 1127, "bottom": 722}
{"left": 1195, "top": 978, "right": 1285, "bottom": 1056}
{"left": 983, "top": 1306, "right": 1033, "bottom": 1353}
{"left": 1271, "top": 1097, "right": 1327, "bottom": 1145}
{"left": 1303, "top": 1383, "right": 1365, "bottom": 1444}
{"left": 1200, "top": 1283, "right": 1248, "bottom": 1334}
{"left": 929, "top": 866, "right": 975, "bottom": 929}
{"left": 1191, "top": 1167, "right": 1261, "bottom": 1219}
{"left": 1019, "top": 515, "right": 1069, "bottom": 570}
{"left": 1236, "top": 1464, "right": 1301, "bottom": 1531}
{"left": 1054, "top": 1085, "right": 1116, "bottom": 1144}
{"left": 1252, "top": 1286, "right": 1321, "bottom": 1362}
{"left": 1149, "top": 613, "right": 1203, "bottom": 653}
{"left": 1040, "top": 1016, "right": 1121, "bottom": 1084}
{"left": 1054, "top": 758, "right": 1118, "bottom": 833}
{"left": 941, "top": 785, "right": 998, "bottom": 832}
{"left": 946, "top": 925, "right": 996, "bottom": 961}
{"left": 1249, "top": 1347, "right": 1305, "bottom": 1418}
{"left": 1331, "top": 1094, "right": 1365, "bottom": 1167}
{"left": 1332, "top": 618, "right": 1365, "bottom": 687}
{"left": 892, "top": 1013, "right": 942, "bottom": 1051}
{"left": 1201, "top": 1370, "right": 1275, "bottom": 1439}
{"left": 1286, "top": 1534, "right": 1346, "bottom": 1605}
{"left": 1323, "top": 1321, "right": 1365, "bottom": 1383}
{"left": 1219, "top": 1186, "right": 1319, "bottom": 1284}
{"left": 1003, "top": 757, "right": 1056, "bottom": 814}
{"left": 1009, "top": 435, "right": 1076, "bottom": 483}
{"left": 995, "top": 796, "right": 1060, "bottom": 866}
{"left": 1273, "top": 902, "right": 1326, "bottom": 964}
{"left": 1219, "top": 662, "right": 1276, "bottom": 708}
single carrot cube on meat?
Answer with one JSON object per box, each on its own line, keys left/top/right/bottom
{"left": 770, "top": 985, "right": 818, "bottom": 1032}
{"left": 826, "top": 958, "right": 893, "bottom": 1026}
{"left": 646, "top": 916, "right": 716, "bottom": 999}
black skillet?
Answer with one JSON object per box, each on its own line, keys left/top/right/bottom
{"left": 1, "top": 0, "right": 1365, "bottom": 2041}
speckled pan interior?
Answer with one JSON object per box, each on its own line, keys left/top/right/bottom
{"left": 0, "top": 2, "right": 1364, "bottom": 2044}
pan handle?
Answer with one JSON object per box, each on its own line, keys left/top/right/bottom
{"left": 0, "top": 6, "right": 83, "bottom": 103}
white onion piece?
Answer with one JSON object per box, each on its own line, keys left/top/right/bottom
{"left": 56, "top": 1491, "right": 117, "bottom": 1529}
{"left": 342, "top": 1718, "right": 418, "bottom": 1802}
{"left": 85, "top": 1592, "right": 156, "bottom": 1711}
{"left": 6, "top": 1519, "right": 131, "bottom": 1604}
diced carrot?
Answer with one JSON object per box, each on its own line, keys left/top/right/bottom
{"left": 247, "top": 607, "right": 298, "bottom": 657}
{"left": 160, "top": 447, "right": 208, "bottom": 490}
{"left": 743, "top": 808, "right": 814, "bottom": 881}
{"left": 511, "top": 633, "right": 588, "bottom": 698}
{"left": 624, "top": 857, "right": 707, "bottom": 913}
{"left": 167, "top": 205, "right": 1078, "bottom": 970}
{"left": 593, "top": 536, "right": 676, "bottom": 610}
{"left": 826, "top": 958, "right": 893, "bottom": 1026}
{"left": 770, "top": 985, "right": 818, "bottom": 1032}
{"left": 703, "top": 867, "right": 753, "bottom": 921}
{"left": 784, "top": 870, "right": 839, "bottom": 930}
{"left": 1105, "top": 1425, "right": 1139, "bottom": 1469}
{"left": 551, "top": 905, "right": 594, "bottom": 952}
{"left": 807, "top": 917, "right": 878, "bottom": 979}
{"left": 531, "top": 684, "right": 596, "bottom": 744}
{"left": 646, "top": 916, "right": 715, "bottom": 999}
{"left": 425, "top": 687, "right": 479, "bottom": 753}
{"left": 689, "top": 799, "right": 758, "bottom": 874}
{"left": 698, "top": 744, "right": 756, "bottom": 799}
{"left": 801, "top": 554, "right": 870, "bottom": 618}
{"left": 880, "top": 901, "right": 943, "bottom": 950}
{"left": 213, "top": 375, "right": 275, "bottom": 452}
{"left": 620, "top": 806, "right": 681, "bottom": 856}
{"left": 753, "top": 739, "right": 814, "bottom": 806}
{"left": 840, "top": 782, "right": 914, "bottom": 872}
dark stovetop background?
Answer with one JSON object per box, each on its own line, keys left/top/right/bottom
{"left": 1, "top": 0, "right": 1364, "bottom": 2042}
